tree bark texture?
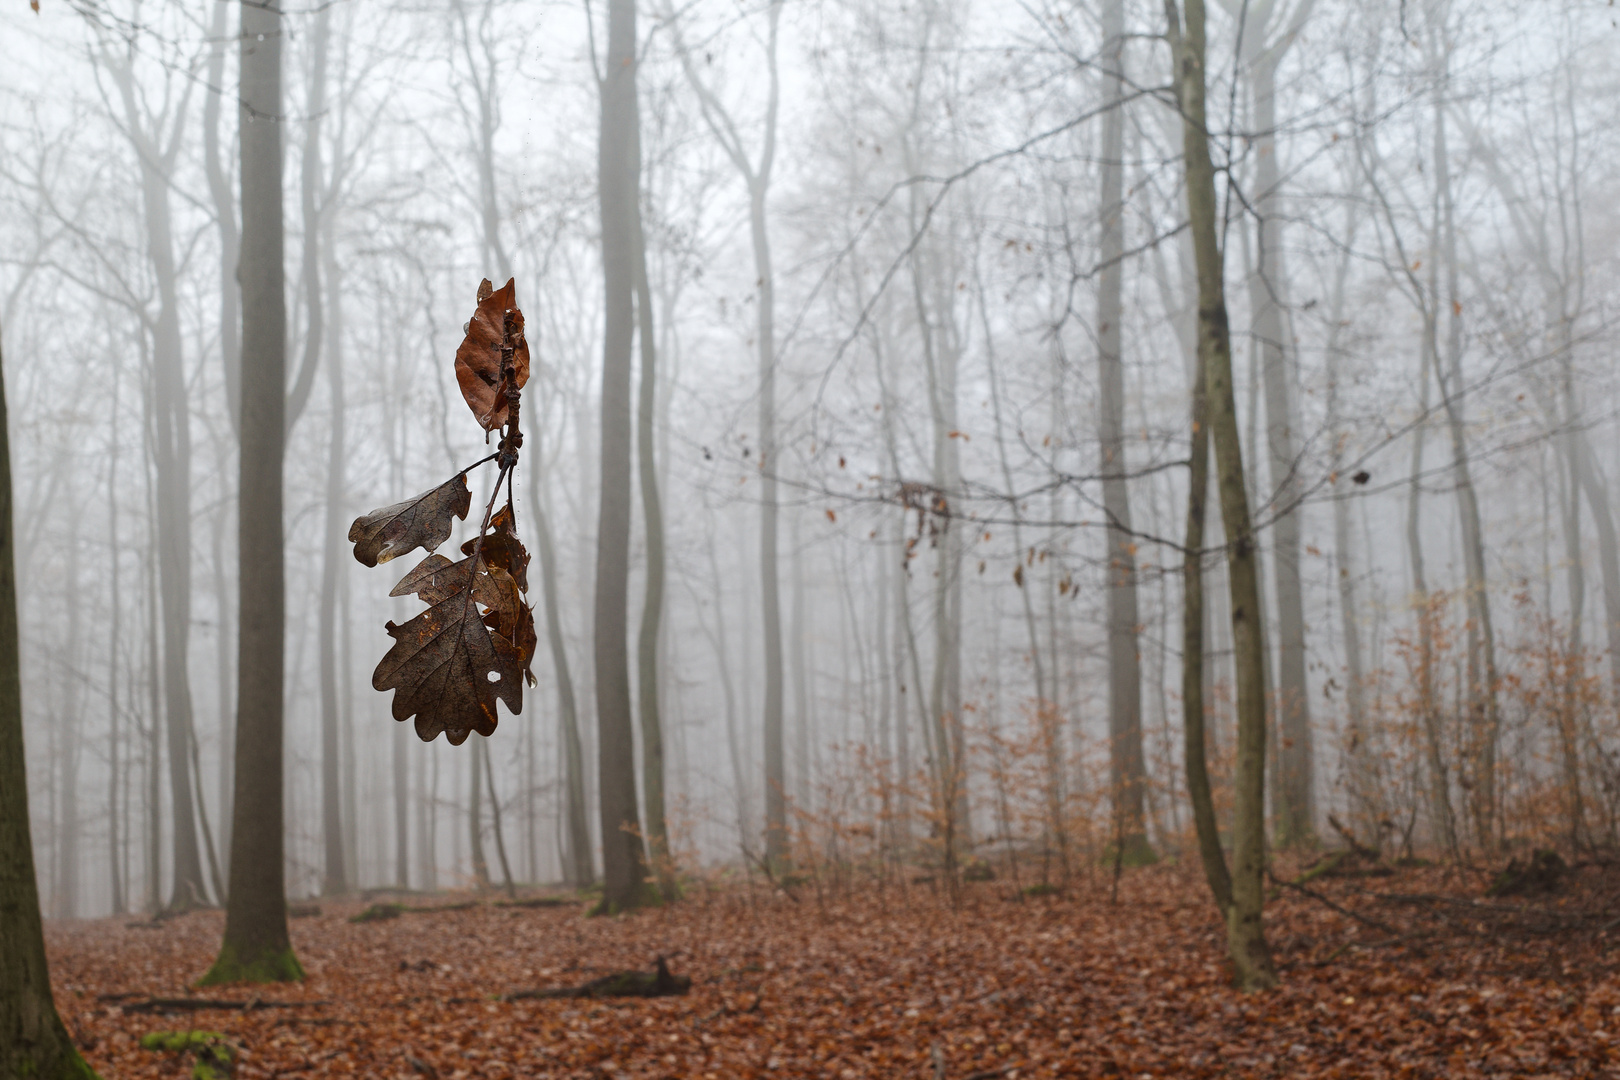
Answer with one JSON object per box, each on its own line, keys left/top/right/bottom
{"left": 594, "top": 0, "right": 651, "bottom": 912}
{"left": 0, "top": 327, "right": 97, "bottom": 1079}
{"left": 1245, "top": 13, "right": 1314, "bottom": 846}
{"left": 205, "top": 0, "right": 301, "bottom": 983}
{"left": 109, "top": 54, "right": 208, "bottom": 912}
{"left": 1168, "top": 0, "right": 1277, "bottom": 990}
{"left": 634, "top": 141, "right": 672, "bottom": 897}
{"left": 1098, "top": 0, "right": 1150, "bottom": 862}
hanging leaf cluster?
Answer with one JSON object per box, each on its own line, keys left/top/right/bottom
{"left": 349, "top": 279, "right": 536, "bottom": 744}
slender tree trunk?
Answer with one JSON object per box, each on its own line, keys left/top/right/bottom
{"left": 529, "top": 464, "right": 591, "bottom": 885}
{"left": 110, "top": 58, "right": 208, "bottom": 912}
{"left": 483, "top": 741, "right": 515, "bottom": 895}
{"left": 1168, "top": 0, "right": 1276, "bottom": 990}
{"left": 1250, "top": 45, "right": 1314, "bottom": 846}
{"left": 1324, "top": 204, "right": 1375, "bottom": 837}
{"left": 1557, "top": 431, "right": 1586, "bottom": 847}
{"left": 633, "top": 164, "right": 672, "bottom": 897}
{"left": 205, "top": 0, "right": 301, "bottom": 982}
{"left": 205, "top": 0, "right": 242, "bottom": 437}
{"left": 702, "top": 532, "right": 751, "bottom": 853}
{"left": 108, "top": 365, "right": 126, "bottom": 916}
{"left": 1098, "top": 0, "right": 1150, "bottom": 862}
{"left": 143, "top": 516, "right": 162, "bottom": 915}
{"left": 1182, "top": 341, "right": 1232, "bottom": 913}
{"left": 594, "top": 0, "right": 650, "bottom": 912}
{"left": 1432, "top": 96, "right": 1498, "bottom": 850}
{"left": 469, "top": 741, "right": 489, "bottom": 886}
{"left": 303, "top": 1, "right": 345, "bottom": 898}
{"left": 790, "top": 515, "right": 809, "bottom": 812}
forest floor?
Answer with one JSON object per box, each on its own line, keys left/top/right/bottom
{"left": 45, "top": 856, "right": 1620, "bottom": 1079}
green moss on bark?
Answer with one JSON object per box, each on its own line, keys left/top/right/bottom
{"left": 196, "top": 944, "right": 304, "bottom": 986}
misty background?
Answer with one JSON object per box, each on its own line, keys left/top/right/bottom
{"left": 2, "top": 0, "right": 1616, "bottom": 917}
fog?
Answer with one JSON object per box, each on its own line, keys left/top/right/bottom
{"left": 2, "top": 0, "right": 1617, "bottom": 920}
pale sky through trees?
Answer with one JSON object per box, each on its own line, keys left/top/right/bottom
{"left": 1, "top": 0, "right": 1617, "bottom": 918}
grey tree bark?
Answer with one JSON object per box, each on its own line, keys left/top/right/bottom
{"left": 1323, "top": 200, "right": 1377, "bottom": 837}
{"left": 1167, "top": 0, "right": 1277, "bottom": 990}
{"left": 107, "top": 364, "right": 126, "bottom": 914}
{"left": 1097, "top": 0, "right": 1150, "bottom": 863}
{"left": 205, "top": 0, "right": 241, "bottom": 437}
{"left": 668, "top": 0, "right": 786, "bottom": 865}
{"left": 1430, "top": 81, "right": 1498, "bottom": 850}
{"left": 593, "top": 0, "right": 651, "bottom": 912}
{"left": 105, "top": 49, "right": 210, "bottom": 912}
{"left": 1234, "top": 0, "right": 1316, "bottom": 845}
{"left": 303, "top": 1, "right": 346, "bottom": 899}
{"left": 634, "top": 147, "right": 672, "bottom": 897}
{"left": 205, "top": 0, "right": 301, "bottom": 982}
{"left": 529, "top": 460, "right": 592, "bottom": 885}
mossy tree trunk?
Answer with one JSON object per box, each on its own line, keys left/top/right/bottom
{"left": 0, "top": 327, "right": 98, "bottom": 1079}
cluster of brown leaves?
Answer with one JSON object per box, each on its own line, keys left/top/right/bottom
{"left": 348, "top": 279, "right": 535, "bottom": 745}
{"left": 46, "top": 861, "right": 1620, "bottom": 1079}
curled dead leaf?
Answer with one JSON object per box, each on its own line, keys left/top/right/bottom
{"left": 454, "top": 278, "right": 531, "bottom": 431}
{"left": 349, "top": 476, "right": 472, "bottom": 567}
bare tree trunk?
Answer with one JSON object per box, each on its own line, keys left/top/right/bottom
{"left": 792, "top": 517, "right": 813, "bottom": 812}
{"left": 108, "top": 363, "right": 127, "bottom": 916}
{"left": 1248, "top": 24, "right": 1314, "bottom": 846}
{"left": 0, "top": 322, "right": 95, "bottom": 1078}
{"left": 1432, "top": 94, "right": 1498, "bottom": 851}
{"left": 594, "top": 0, "right": 650, "bottom": 912}
{"left": 1098, "top": 0, "right": 1150, "bottom": 862}
{"left": 1168, "top": 0, "right": 1276, "bottom": 990}
{"left": 300, "top": 1, "right": 346, "bottom": 898}
{"left": 108, "top": 53, "right": 208, "bottom": 912}
{"left": 204, "top": 0, "right": 241, "bottom": 437}
{"left": 701, "top": 530, "right": 751, "bottom": 853}
{"left": 529, "top": 463, "right": 591, "bottom": 885}
{"left": 1182, "top": 357, "right": 1232, "bottom": 911}
{"left": 634, "top": 169, "right": 672, "bottom": 898}
{"left": 668, "top": 0, "right": 785, "bottom": 866}
{"left": 143, "top": 510, "right": 162, "bottom": 915}
{"left": 482, "top": 742, "right": 515, "bottom": 895}
{"left": 469, "top": 739, "right": 490, "bottom": 886}
{"left": 1324, "top": 203, "right": 1376, "bottom": 838}
{"left": 205, "top": 0, "right": 300, "bottom": 982}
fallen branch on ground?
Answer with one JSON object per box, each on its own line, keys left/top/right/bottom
{"left": 504, "top": 957, "right": 691, "bottom": 1001}
{"left": 121, "top": 998, "right": 329, "bottom": 1015}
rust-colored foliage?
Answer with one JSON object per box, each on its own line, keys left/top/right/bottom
{"left": 455, "top": 277, "right": 531, "bottom": 432}
{"left": 48, "top": 863, "right": 1620, "bottom": 1079}
{"left": 347, "top": 475, "right": 471, "bottom": 568}
{"left": 349, "top": 278, "right": 534, "bottom": 743}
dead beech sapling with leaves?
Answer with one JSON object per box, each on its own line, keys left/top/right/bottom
{"left": 349, "top": 279, "right": 538, "bottom": 744}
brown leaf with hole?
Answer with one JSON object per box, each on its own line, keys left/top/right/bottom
{"left": 454, "top": 278, "right": 530, "bottom": 431}
{"left": 374, "top": 556, "right": 523, "bottom": 744}
{"left": 348, "top": 476, "right": 472, "bottom": 567}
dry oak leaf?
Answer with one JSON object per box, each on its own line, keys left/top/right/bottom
{"left": 455, "top": 278, "right": 531, "bottom": 432}
{"left": 349, "top": 476, "right": 472, "bottom": 567}
{"left": 463, "top": 504, "right": 530, "bottom": 594}
{"left": 376, "top": 554, "right": 524, "bottom": 744}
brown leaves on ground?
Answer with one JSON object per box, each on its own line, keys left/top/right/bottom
{"left": 455, "top": 278, "right": 530, "bottom": 432}
{"left": 47, "top": 861, "right": 1620, "bottom": 1079}
{"left": 375, "top": 552, "right": 524, "bottom": 744}
{"left": 349, "top": 476, "right": 473, "bottom": 568}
